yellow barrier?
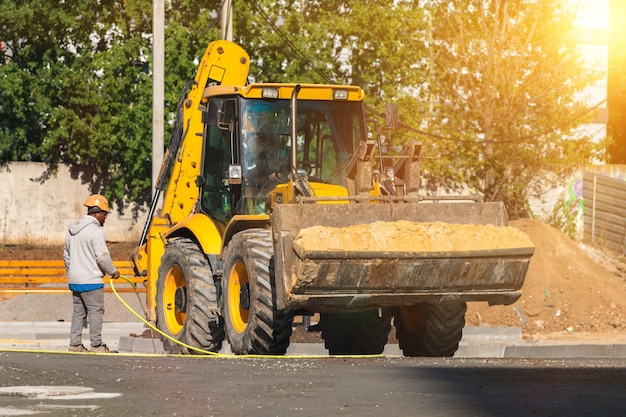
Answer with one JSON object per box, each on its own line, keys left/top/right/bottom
{"left": 0, "top": 260, "right": 145, "bottom": 294}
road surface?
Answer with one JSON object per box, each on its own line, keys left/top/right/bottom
{"left": 1, "top": 351, "right": 625, "bottom": 417}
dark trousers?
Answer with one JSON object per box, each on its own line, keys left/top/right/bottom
{"left": 70, "top": 288, "right": 105, "bottom": 347}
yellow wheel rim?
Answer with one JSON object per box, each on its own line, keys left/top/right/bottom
{"left": 228, "top": 260, "right": 249, "bottom": 334}
{"left": 162, "top": 264, "right": 185, "bottom": 335}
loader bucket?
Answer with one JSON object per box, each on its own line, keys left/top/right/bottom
{"left": 271, "top": 201, "right": 535, "bottom": 310}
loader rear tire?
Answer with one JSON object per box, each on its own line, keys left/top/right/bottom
{"left": 320, "top": 310, "right": 391, "bottom": 355}
{"left": 222, "top": 229, "right": 293, "bottom": 355}
{"left": 395, "top": 302, "right": 467, "bottom": 357}
{"left": 156, "top": 238, "right": 224, "bottom": 354}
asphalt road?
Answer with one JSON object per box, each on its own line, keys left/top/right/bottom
{"left": 1, "top": 351, "right": 626, "bottom": 417}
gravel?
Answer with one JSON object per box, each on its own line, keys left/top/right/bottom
{"left": 0, "top": 292, "right": 148, "bottom": 322}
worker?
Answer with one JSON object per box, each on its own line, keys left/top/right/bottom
{"left": 63, "top": 194, "right": 120, "bottom": 353}
{"left": 247, "top": 132, "right": 289, "bottom": 195}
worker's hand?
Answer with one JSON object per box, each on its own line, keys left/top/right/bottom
{"left": 111, "top": 271, "right": 121, "bottom": 279}
{"left": 268, "top": 171, "right": 284, "bottom": 181}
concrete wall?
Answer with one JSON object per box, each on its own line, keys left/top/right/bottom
{"left": 1, "top": 162, "right": 147, "bottom": 245}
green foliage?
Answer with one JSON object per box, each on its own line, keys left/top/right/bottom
{"left": 1, "top": 0, "right": 154, "bottom": 212}
{"left": 233, "top": 1, "right": 603, "bottom": 219}
{"left": 234, "top": 1, "right": 430, "bottom": 111}
{"left": 0, "top": 0, "right": 607, "bottom": 220}
{"left": 0, "top": 0, "right": 221, "bottom": 214}
{"left": 545, "top": 194, "right": 581, "bottom": 239}
{"left": 412, "top": 0, "right": 603, "bottom": 218}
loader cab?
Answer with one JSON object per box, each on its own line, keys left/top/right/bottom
{"left": 198, "top": 87, "right": 367, "bottom": 223}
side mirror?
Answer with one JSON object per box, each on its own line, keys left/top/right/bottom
{"left": 205, "top": 98, "right": 222, "bottom": 126}
{"left": 385, "top": 103, "right": 399, "bottom": 131}
{"left": 217, "top": 107, "right": 229, "bottom": 130}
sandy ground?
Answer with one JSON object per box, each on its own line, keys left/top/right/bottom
{"left": 466, "top": 219, "right": 626, "bottom": 341}
{"left": 2, "top": 219, "right": 626, "bottom": 344}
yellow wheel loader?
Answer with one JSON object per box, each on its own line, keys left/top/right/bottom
{"left": 131, "top": 40, "right": 534, "bottom": 357}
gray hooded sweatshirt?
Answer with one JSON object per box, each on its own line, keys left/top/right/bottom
{"left": 63, "top": 215, "right": 117, "bottom": 291}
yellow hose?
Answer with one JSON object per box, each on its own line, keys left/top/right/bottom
{"left": 111, "top": 276, "right": 385, "bottom": 359}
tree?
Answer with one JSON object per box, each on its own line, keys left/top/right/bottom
{"left": 407, "top": 0, "right": 605, "bottom": 218}
{"left": 0, "top": 0, "right": 153, "bottom": 212}
{"left": 0, "top": 0, "right": 606, "bottom": 221}
{"left": 0, "top": 0, "right": 222, "bottom": 214}
{"left": 233, "top": 1, "right": 430, "bottom": 109}
{"left": 233, "top": 1, "right": 603, "bottom": 219}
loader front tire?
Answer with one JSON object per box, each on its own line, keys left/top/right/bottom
{"left": 222, "top": 229, "right": 293, "bottom": 355}
{"left": 156, "top": 238, "right": 224, "bottom": 354}
{"left": 320, "top": 310, "right": 391, "bottom": 355}
{"left": 395, "top": 302, "right": 467, "bottom": 357}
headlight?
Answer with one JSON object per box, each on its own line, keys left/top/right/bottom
{"left": 333, "top": 89, "right": 349, "bottom": 100}
{"left": 262, "top": 88, "right": 279, "bottom": 99}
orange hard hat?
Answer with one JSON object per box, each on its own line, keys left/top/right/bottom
{"left": 83, "top": 194, "right": 111, "bottom": 213}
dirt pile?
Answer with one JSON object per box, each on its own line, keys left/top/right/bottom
{"left": 2, "top": 220, "right": 626, "bottom": 341}
{"left": 295, "top": 221, "right": 534, "bottom": 252}
{"left": 467, "top": 218, "right": 626, "bottom": 338}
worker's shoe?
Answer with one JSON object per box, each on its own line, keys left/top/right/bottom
{"left": 90, "top": 344, "right": 117, "bottom": 353}
{"left": 68, "top": 344, "right": 89, "bottom": 353}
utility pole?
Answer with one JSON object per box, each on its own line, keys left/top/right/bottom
{"left": 221, "top": 0, "right": 233, "bottom": 41}
{"left": 152, "top": 0, "right": 165, "bottom": 196}
{"left": 608, "top": 0, "right": 626, "bottom": 163}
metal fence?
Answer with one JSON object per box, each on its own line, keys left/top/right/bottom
{"left": 583, "top": 170, "right": 626, "bottom": 253}
{"left": 0, "top": 260, "right": 143, "bottom": 294}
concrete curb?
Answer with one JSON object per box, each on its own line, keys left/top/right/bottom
{"left": 1, "top": 322, "right": 625, "bottom": 358}
{"left": 503, "top": 344, "right": 626, "bottom": 358}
